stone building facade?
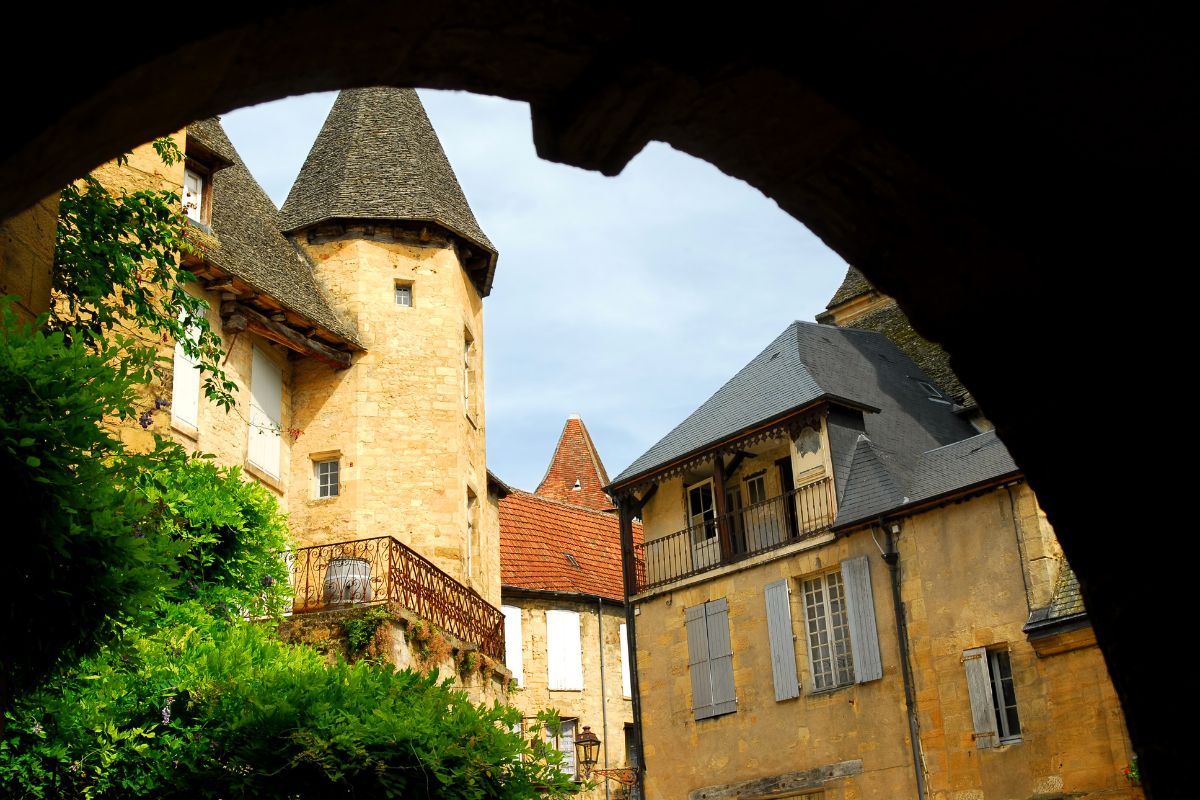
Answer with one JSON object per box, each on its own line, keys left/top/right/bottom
{"left": 497, "top": 417, "right": 643, "bottom": 798}
{"left": 608, "top": 307, "right": 1140, "bottom": 800}
{"left": 0, "top": 87, "right": 509, "bottom": 700}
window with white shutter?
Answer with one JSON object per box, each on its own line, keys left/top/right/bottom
{"left": 546, "top": 610, "right": 583, "bottom": 690}
{"left": 502, "top": 605, "right": 524, "bottom": 687}
{"left": 764, "top": 579, "right": 800, "bottom": 701}
{"left": 686, "top": 598, "right": 736, "bottom": 720}
{"left": 620, "top": 622, "right": 632, "bottom": 699}
{"left": 171, "top": 320, "right": 201, "bottom": 430}
{"left": 963, "top": 646, "right": 1021, "bottom": 748}
{"left": 247, "top": 347, "right": 282, "bottom": 478}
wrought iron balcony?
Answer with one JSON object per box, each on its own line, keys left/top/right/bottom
{"left": 289, "top": 535, "right": 504, "bottom": 661}
{"left": 633, "top": 479, "right": 834, "bottom": 592}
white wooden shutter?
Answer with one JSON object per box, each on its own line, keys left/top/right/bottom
{"left": 686, "top": 604, "right": 713, "bottom": 719}
{"left": 248, "top": 347, "right": 282, "bottom": 478}
{"left": 502, "top": 605, "right": 524, "bottom": 687}
{"left": 620, "top": 622, "right": 632, "bottom": 698}
{"left": 170, "top": 327, "right": 201, "bottom": 429}
{"left": 183, "top": 169, "right": 204, "bottom": 222}
{"left": 546, "top": 610, "right": 583, "bottom": 690}
{"left": 706, "top": 598, "right": 736, "bottom": 717}
{"left": 841, "top": 556, "right": 883, "bottom": 683}
{"left": 764, "top": 580, "right": 800, "bottom": 701}
{"left": 963, "top": 646, "right": 998, "bottom": 748}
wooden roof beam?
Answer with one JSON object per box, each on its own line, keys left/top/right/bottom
{"left": 223, "top": 302, "right": 352, "bottom": 370}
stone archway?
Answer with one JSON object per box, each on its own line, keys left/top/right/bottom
{"left": 3, "top": 3, "right": 1193, "bottom": 793}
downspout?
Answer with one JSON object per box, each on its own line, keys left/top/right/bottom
{"left": 597, "top": 595, "right": 611, "bottom": 800}
{"left": 617, "top": 495, "right": 647, "bottom": 798}
{"left": 882, "top": 520, "right": 927, "bottom": 800}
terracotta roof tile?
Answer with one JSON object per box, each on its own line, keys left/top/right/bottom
{"left": 500, "top": 491, "right": 641, "bottom": 602}
{"left": 535, "top": 416, "right": 613, "bottom": 510}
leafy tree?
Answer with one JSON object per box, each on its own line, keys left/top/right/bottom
{"left": 51, "top": 137, "right": 235, "bottom": 409}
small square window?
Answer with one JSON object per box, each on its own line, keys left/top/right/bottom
{"left": 395, "top": 283, "right": 413, "bottom": 307}
{"left": 314, "top": 459, "right": 340, "bottom": 498}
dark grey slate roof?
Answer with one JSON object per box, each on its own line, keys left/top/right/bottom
{"left": 280, "top": 87, "right": 496, "bottom": 283}
{"left": 187, "top": 118, "right": 361, "bottom": 346}
{"left": 907, "top": 431, "right": 1018, "bottom": 502}
{"left": 610, "top": 321, "right": 976, "bottom": 487}
{"left": 1025, "top": 563, "right": 1088, "bottom": 633}
{"left": 835, "top": 435, "right": 907, "bottom": 523}
{"left": 826, "top": 266, "right": 873, "bottom": 308}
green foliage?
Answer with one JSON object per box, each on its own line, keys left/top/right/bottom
{"left": 137, "top": 458, "right": 292, "bottom": 618}
{"left": 1, "top": 603, "right": 579, "bottom": 799}
{"left": 51, "top": 136, "right": 236, "bottom": 409}
{"left": 0, "top": 300, "right": 180, "bottom": 693}
{"left": 342, "top": 608, "right": 393, "bottom": 659}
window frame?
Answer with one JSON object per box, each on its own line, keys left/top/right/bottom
{"left": 801, "top": 569, "right": 856, "bottom": 691}
{"left": 394, "top": 281, "right": 413, "bottom": 307}
{"left": 183, "top": 160, "right": 213, "bottom": 226}
{"left": 963, "top": 644, "right": 1023, "bottom": 748}
{"left": 313, "top": 458, "right": 340, "bottom": 499}
{"left": 544, "top": 716, "right": 579, "bottom": 780}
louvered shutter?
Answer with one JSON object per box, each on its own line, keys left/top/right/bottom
{"left": 764, "top": 580, "right": 800, "bottom": 701}
{"left": 502, "top": 605, "right": 524, "bottom": 687}
{"left": 686, "top": 604, "right": 714, "bottom": 719}
{"left": 963, "top": 646, "right": 998, "bottom": 748}
{"left": 841, "top": 556, "right": 883, "bottom": 683}
{"left": 171, "top": 328, "right": 201, "bottom": 429}
{"left": 706, "top": 598, "right": 736, "bottom": 716}
{"left": 546, "top": 610, "right": 583, "bottom": 690}
{"left": 248, "top": 347, "right": 282, "bottom": 478}
{"left": 620, "top": 622, "right": 632, "bottom": 698}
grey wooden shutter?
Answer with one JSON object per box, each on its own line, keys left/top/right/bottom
{"left": 841, "top": 556, "right": 883, "bottom": 683}
{"left": 764, "top": 580, "right": 800, "bottom": 701}
{"left": 963, "top": 646, "right": 998, "bottom": 748}
{"left": 706, "top": 598, "right": 737, "bottom": 716}
{"left": 686, "top": 604, "right": 714, "bottom": 720}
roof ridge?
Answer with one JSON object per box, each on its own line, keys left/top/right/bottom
{"left": 508, "top": 488, "right": 623, "bottom": 517}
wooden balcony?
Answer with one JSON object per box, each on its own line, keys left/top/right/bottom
{"left": 633, "top": 479, "right": 834, "bottom": 592}
{"left": 289, "top": 535, "right": 504, "bottom": 660}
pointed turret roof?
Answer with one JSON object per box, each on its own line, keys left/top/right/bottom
{"left": 280, "top": 87, "right": 497, "bottom": 293}
{"left": 535, "top": 415, "right": 613, "bottom": 511}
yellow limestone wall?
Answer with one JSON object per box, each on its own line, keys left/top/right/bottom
{"left": 0, "top": 195, "right": 57, "bottom": 321}
{"left": 503, "top": 595, "right": 636, "bottom": 799}
{"left": 287, "top": 229, "right": 498, "bottom": 606}
{"left": 633, "top": 469, "right": 1138, "bottom": 800}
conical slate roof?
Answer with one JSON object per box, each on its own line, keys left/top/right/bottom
{"left": 535, "top": 415, "right": 613, "bottom": 511}
{"left": 281, "top": 87, "right": 496, "bottom": 288}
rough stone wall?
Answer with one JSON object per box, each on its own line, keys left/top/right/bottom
{"left": 277, "top": 602, "right": 511, "bottom": 706}
{"left": 288, "top": 229, "right": 497, "bottom": 605}
{"left": 503, "top": 595, "right": 635, "bottom": 798}
{"left": 900, "top": 487, "right": 1138, "bottom": 800}
{"left": 633, "top": 484, "right": 1138, "bottom": 800}
{"left": 0, "top": 195, "right": 56, "bottom": 321}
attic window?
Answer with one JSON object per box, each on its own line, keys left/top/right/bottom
{"left": 572, "top": 479, "right": 581, "bottom": 491}
{"left": 565, "top": 553, "right": 581, "bottom": 569}
{"left": 183, "top": 167, "right": 207, "bottom": 224}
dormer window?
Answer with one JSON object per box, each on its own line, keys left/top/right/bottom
{"left": 183, "top": 162, "right": 212, "bottom": 226}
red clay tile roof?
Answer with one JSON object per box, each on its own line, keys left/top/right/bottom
{"left": 535, "top": 416, "right": 613, "bottom": 510}
{"left": 500, "top": 491, "right": 642, "bottom": 602}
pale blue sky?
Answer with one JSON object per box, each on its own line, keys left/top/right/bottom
{"left": 222, "top": 90, "right": 848, "bottom": 491}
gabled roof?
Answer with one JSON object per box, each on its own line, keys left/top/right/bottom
{"left": 1024, "top": 563, "right": 1088, "bottom": 635}
{"left": 499, "top": 491, "right": 640, "bottom": 602}
{"left": 185, "top": 118, "right": 361, "bottom": 346}
{"left": 825, "top": 266, "right": 874, "bottom": 308}
{"left": 609, "top": 321, "right": 975, "bottom": 488}
{"left": 535, "top": 415, "right": 613, "bottom": 511}
{"left": 279, "top": 87, "right": 497, "bottom": 293}
{"left": 832, "top": 430, "right": 1020, "bottom": 527}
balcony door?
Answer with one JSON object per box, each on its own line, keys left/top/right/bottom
{"left": 688, "top": 479, "right": 720, "bottom": 569}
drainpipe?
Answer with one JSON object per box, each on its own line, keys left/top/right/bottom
{"left": 882, "top": 520, "right": 927, "bottom": 800}
{"left": 617, "top": 495, "right": 647, "bottom": 798}
{"left": 597, "top": 595, "right": 611, "bottom": 800}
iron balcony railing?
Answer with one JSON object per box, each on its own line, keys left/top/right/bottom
{"left": 289, "top": 535, "right": 504, "bottom": 661}
{"left": 634, "top": 479, "right": 834, "bottom": 592}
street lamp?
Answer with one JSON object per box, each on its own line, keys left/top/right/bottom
{"left": 575, "top": 726, "right": 601, "bottom": 779}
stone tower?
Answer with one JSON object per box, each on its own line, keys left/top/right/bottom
{"left": 280, "top": 87, "right": 499, "bottom": 605}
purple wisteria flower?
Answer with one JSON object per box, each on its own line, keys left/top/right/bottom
{"left": 161, "top": 697, "right": 174, "bottom": 725}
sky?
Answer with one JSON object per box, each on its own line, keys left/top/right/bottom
{"left": 221, "top": 90, "right": 848, "bottom": 492}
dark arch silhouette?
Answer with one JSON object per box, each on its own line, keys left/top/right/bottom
{"left": 3, "top": 3, "right": 1193, "bottom": 793}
